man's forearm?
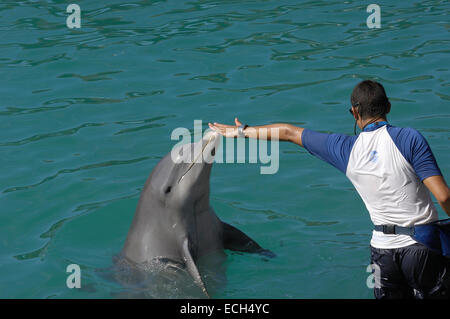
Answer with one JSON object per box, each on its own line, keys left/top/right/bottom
{"left": 423, "top": 175, "right": 450, "bottom": 217}
{"left": 244, "top": 123, "right": 304, "bottom": 146}
{"left": 439, "top": 200, "right": 450, "bottom": 217}
{"left": 438, "top": 197, "right": 450, "bottom": 217}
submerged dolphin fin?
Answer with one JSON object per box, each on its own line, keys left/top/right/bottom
{"left": 222, "top": 222, "right": 276, "bottom": 258}
{"left": 182, "top": 238, "right": 210, "bottom": 298}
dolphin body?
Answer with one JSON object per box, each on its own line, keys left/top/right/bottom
{"left": 119, "top": 130, "right": 273, "bottom": 297}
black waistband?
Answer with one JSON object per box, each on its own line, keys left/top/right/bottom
{"left": 374, "top": 224, "right": 415, "bottom": 236}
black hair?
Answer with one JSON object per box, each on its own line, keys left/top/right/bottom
{"left": 350, "top": 80, "right": 390, "bottom": 119}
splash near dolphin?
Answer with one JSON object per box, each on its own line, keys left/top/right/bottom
{"left": 116, "top": 130, "right": 274, "bottom": 297}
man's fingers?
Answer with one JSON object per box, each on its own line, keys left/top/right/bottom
{"left": 209, "top": 123, "right": 229, "bottom": 135}
{"left": 211, "top": 119, "right": 242, "bottom": 128}
{"left": 211, "top": 125, "right": 227, "bottom": 132}
{"left": 209, "top": 121, "right": 239, "bottom": 138}
{"left": 212, "top": 122, "right": 230, "bottom": 128}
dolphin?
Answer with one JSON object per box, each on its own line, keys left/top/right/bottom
{"left": 119, "top": 130, "right": 273, "bottom": 297}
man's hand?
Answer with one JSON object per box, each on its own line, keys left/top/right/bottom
{"left": 208, "top": 118, "right": 242, "bottom": 138}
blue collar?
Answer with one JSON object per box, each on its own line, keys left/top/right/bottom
{"left": 363, "top": 121, "right": 389, "bottom": 132}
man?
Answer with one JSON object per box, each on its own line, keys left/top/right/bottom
{"left": 208, "top": 80, "right": 450, "bottom": 299}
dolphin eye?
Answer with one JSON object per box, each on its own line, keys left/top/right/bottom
{"left": 164, "top": 186, "right": 172, "bottom": 194}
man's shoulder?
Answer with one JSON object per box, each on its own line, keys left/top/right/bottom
{"left": 303, "top": 129, "right": 357, "bottom": 149}
{"left": 386, "top": 125, "right": 426, "bottom": 143}
{"left": 386, "top": 125, "right": 434, "bottom": 168}
{"left": 301, "top": 129, "right": 358, "bottom": 174}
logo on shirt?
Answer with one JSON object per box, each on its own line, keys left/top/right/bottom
{"left": 368, "top": 150, "right": 379, "bottom": 163}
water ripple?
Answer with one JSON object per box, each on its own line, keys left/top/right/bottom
{"left": 114, "top": 115, "right": 175, "bottom": 135}
{"left": 57, "top": 71, "right": 123, "bottom": 82}
{"left": 0, "top": 97, "right": 124, "bottom": 116}
{"left": 217, "top": 198, "right": 339, "bottom": 227}
{"left": 3, "top": 156, "right": 154, "bottom": 194}
{"left": 13, "top": 191, "right": 139, "bottom": 262}
{"left": 0, "top": 123, "right": 104, "bottom": 147}
{"left": 0, "top": 53, "right": 71, "bottom": 68}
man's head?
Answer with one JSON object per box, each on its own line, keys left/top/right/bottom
{"left": 350, "top": 80, "right": 391, "bottom": 120}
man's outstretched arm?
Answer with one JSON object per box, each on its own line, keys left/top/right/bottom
{"left": 208, "top": 118, "right": 305, "bottom": 147}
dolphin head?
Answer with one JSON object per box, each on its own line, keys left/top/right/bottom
{"left": 148, "top": 130, "right": 221, "bottom": 210}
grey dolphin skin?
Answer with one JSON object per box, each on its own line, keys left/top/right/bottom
{"left": 120, "top": 130, "right": 274, "bottom": 297}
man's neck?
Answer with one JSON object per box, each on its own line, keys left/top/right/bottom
{"left": 359, "top": 117, "right": 388, "bottom": 130}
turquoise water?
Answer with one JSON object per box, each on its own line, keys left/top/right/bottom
{"left": 1, "top": 0, "right": 449, "bottom": 299}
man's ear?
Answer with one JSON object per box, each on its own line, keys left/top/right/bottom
{"left": 386, "top": 102, "right": 391, "bottom": 114}
{"left": 352, "top": 106, "right": 359, "bottom": 120}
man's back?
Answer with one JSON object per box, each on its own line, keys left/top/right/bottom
{"left": 347, "top": 124, "right": 440, "bottom": 249}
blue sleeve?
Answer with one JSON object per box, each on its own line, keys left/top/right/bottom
{"left": 302, "top": 129, "right": 357, "bottom": 174}
{"left": 387, "top": 126, "right": 442, "bottom": 181}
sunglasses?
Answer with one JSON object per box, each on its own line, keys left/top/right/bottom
{"left": 349, "top": 102, "right": 361, "bottom": 116}
{"left": 349, "top": 103, "right": 360, "bottom": 135}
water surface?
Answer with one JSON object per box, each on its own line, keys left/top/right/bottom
{"left": 1, "top": 0, "right": 449, "bottom": 298}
